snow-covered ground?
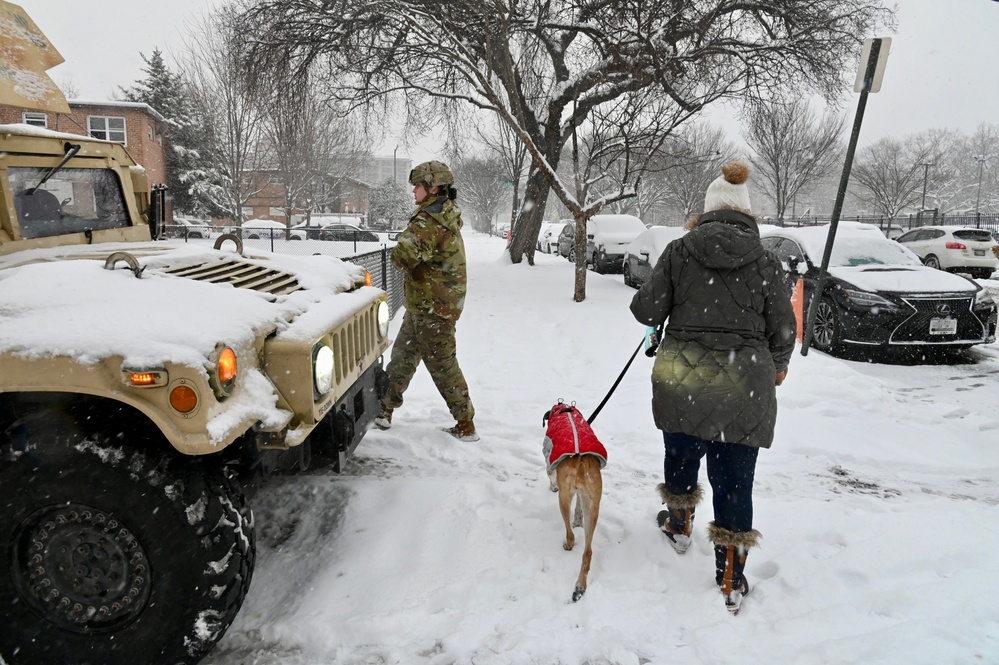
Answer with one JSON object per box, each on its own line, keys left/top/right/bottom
{"left": 204, "top": 231, "right": 999, "bottom": 665}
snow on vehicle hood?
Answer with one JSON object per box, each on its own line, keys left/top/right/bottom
{"left": 0, "top": 240, "right": 371, "bottom": 368}
{"left": 827, "top": 264, "right": 978, "bottom": 294}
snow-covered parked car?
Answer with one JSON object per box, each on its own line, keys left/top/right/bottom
{"left": 585, "top": 214, "right": 647, "bottom": 273}
{"left": 171, "top": 216, "right": 218, "bottom": 239}
{"left": 760, "top": 222, "right": 997, "bottom": 356}
{"left": 242, "top": 218, "right": 288, "bottom": 239}
{"left": 622, "top": 225, "right": 687, "bottom": 288}
{"left": 542, "top": 221, "right": 568, "bottom": 254}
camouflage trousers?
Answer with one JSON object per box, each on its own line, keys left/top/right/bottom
{"left": 382, "top": 311, "right": 475, "bottom": 422}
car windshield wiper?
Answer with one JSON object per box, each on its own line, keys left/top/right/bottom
{"left": 25, "top": 142, "right": 81, "bottom": 194}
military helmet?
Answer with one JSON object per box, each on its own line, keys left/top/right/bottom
{"left": 409, "top": 160, "right": 454, "bottom": 188}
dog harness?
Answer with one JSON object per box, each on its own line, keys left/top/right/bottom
{"left": 542, "top": 401, "right": 608, "bottom": 472}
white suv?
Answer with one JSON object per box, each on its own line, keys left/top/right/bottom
{"left": 895, "top": 226, "right": 998, "bottom": 279}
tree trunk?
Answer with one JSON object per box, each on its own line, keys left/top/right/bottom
{"left": 508, "top": 169, "right": 552, "bottom": 266}
{"left": 572, "top": 210, "right": 593, "bottom": 302}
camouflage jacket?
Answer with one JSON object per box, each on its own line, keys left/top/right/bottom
{"left": 392, "top": 195, "right": 468, "bottom": 320}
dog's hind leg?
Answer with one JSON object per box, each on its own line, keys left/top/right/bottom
{"left": 572, "top": 457, "right": 603, "bottom": 602}
{"left": 558, "top": 480, "right": 576, "bottom": 551}
{"left": 572, "top": 492, "right": 583, "bottom": 528}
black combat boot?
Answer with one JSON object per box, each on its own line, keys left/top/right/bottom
{"left": 708, "top": 522, "right": 761, "bottom": 615}
{"left": 656, "top": 483, "right": 703, "bottom": 554}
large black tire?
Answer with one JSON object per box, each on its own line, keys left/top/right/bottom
{"left": 811, "top": 297, "right": 842, "bottom": 354}
{"left": 0, "top": 410, "right": 254, "bottom": 664}
{"left": 923, "top": 254, "right": 941, "bottom": 270}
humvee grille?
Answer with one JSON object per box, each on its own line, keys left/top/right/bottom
{"left": 163, "top": 259, "right": 302, "bottom": 295}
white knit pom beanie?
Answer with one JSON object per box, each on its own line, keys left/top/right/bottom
{"left": 703, "top": 162, "right": 752, "bottom": 214}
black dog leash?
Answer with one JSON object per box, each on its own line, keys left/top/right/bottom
{"left": 587, "top": 328, "right": 658, "bottom": 425}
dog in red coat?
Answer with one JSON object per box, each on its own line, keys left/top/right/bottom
{"left": 543, "top": 400, "right": 608, "bottom": 602}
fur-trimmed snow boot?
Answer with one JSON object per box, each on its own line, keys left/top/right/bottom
{"left": 708, "top": 522, "right": 761, "bottom": 615}
{"left": 656, "top": 483, "right": 703, "bottom": 554}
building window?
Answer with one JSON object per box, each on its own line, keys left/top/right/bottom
{"left": 88, "top": 116, "right": 126, "bottom": 144}
{"left": 148, "top": 125, "right": 153, "bottom": 140}
{"left": 22, "top": 112, "right": 47, "bottom": 127}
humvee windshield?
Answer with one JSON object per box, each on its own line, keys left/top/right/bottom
{"left": 10, "top": 167, "right": 131, "bottom": 239}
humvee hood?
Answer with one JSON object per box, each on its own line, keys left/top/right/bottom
{"left": 0, "top": 241, "right": 372, "bottom": 367}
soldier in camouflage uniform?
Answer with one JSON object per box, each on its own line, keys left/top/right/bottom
{"left": 374, "top": 161, "right": 478, "bottom": 441}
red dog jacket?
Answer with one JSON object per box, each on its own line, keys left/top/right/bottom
{"left": 543, "top": 401, "right": 608, "bottom": 472}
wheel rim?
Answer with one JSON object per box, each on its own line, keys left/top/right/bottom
{"left": 11, "top": 502, "right": 152, "bottom": 633}
{"left": 569, "top": 248, "right": 575, "bottom": 261}
{"left": 925, "top": 256, "right": 940, "bottom": 269}
{"left": 813, "top": 301, "right": 836, "bottom": 348}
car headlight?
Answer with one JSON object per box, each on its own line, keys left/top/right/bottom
{"left": 841, "top": 289, "right": 900, "bottom": 309}
{"left": 377, "top": 300, "right": 390, "bottom": 339}
{"left": 974, "top": 288, "right": 996, "bottom": 308}
{"left": 313, "top": 343, "right": 335, "bottom": 395}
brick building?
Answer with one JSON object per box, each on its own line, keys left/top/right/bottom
{"left": 241, "top": 173, "right": 373, "bottom": 225}
{"left": 0, "top": 100, "right": 167, "bottom": 186}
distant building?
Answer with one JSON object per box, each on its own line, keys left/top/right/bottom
{"left": 0, "top": 100, "right": 167, "bottom": 186}
{"left": 360, "top": 154, "right": 412, "bottom": 189}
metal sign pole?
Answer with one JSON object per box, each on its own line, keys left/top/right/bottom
{"left": 801, "top": 37, "right": 889, "bottom": 355}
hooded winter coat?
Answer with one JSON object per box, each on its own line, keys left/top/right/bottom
{"left": 630, "top": 211, "right": 796, "bottom": 448}
{"left": 392, "top": 195, "right": 467, "bottom": 320}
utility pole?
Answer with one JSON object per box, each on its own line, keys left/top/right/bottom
{"left": 920, "top": 162, "right": 932, "bottom": 211}
{"left": 974, "top": 154, "right": 986, "bottom": 219}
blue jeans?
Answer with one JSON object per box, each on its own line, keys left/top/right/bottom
{"left": 662, "top": 431, "right": 759, "bottom": 533}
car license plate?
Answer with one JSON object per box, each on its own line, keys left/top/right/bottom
{"left": 929, "top": 317, "right": 957, "bottom": 335}
{"left": 974, "top": 249, "right": 986, "bottom": 256}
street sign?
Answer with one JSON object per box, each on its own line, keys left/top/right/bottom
{"left": 853, "top": 37, "right": 891, "bottom": 93}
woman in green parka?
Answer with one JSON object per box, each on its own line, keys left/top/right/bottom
{"left": 630, "top": 162, "right": 796, "bottom": 615}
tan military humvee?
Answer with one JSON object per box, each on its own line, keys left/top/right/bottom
{"left": 0, "top": 4, "right": 390, "bottom": 663}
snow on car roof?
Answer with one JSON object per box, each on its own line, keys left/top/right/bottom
{"left": 590, "top": 214, "right": 645, "bottom": 232}
{"left": 761, "top": 221, "right": 922, "bottom": 268}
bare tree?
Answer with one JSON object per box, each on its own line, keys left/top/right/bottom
{"left": 263, "top": 77, "right": 370, "bottom": 228}
{"left": 475, "top": 119, "right": 529, "bottom": 225}
{"left": 181, "top": 6, "right": 266, "bottom": 223}
{"left": 242, "top": 0, "right": 892, "bottom": 300}
{"left": 652, "top": 123, "right": 738, "bottom": 223}
{"left": 449, "top": 154, "right": 510, "bottom": 233}
{"left": 369, "top": 178, "right": 412, "bottom": 229}
{"left": 852, "top": 136, "right": 936, "bottom": 220}
{"left": 744, "top": 99, "right": 845, "bottom": 223}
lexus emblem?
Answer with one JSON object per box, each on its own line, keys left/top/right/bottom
{"left": 935, "top": 303, "right": 952, "bottom": 316}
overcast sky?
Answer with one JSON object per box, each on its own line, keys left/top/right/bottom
{"left": 23, "top": 0, "right": 999, "bottom": 159}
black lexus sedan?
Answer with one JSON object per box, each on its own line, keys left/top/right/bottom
{"left": 760, "top": 222, "right": 997, "bottom": 357}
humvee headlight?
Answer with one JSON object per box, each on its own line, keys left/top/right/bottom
{"left": 313, "top": 343, "right": 335, "bottom": 395}
{"left": 209, "top": 344, "right": 238, "bottom": 398}
{"left": 377, "top": 300, "right": 389, "bottom": 339}
{"left": 218, "top": 347, "right": 237, "bottom": 383}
